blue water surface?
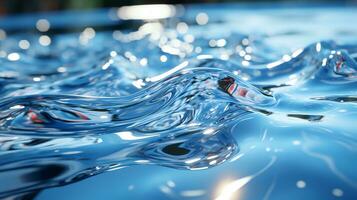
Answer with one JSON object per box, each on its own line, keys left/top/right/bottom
{"left": 0, "top": 3, "right": 357, "bottom": 200}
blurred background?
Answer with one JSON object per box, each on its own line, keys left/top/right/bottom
{"left": 1, "top": 0, "right": 357, "bottom": 15}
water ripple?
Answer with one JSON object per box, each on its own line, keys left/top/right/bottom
{"left": 1, "top": 8, "right": 357, "bottom": 199}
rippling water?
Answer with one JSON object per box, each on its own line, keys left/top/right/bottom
{"left": 0, "top": 4, "right": 357, "bottom": 200}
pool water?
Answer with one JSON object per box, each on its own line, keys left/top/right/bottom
{"left": 0, "top": 4, "right": 357, "bottom": 200}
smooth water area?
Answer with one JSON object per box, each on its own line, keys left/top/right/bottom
{"left": 0, "top": 4, "right": 357, "bottom": 200}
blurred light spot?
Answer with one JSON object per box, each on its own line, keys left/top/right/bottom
{"left": 209, "top": 39, "right": 217, "bottom": 47}
{"left": 118, "top": 4, "right": 175, "bottom": 20}
{"left": 242, "top": 60, "right": 250, "bottom": 66}
{"left": 0, "top": 29, "right": 6, "bottom": 40}
{"left": 195, "top": 47, "right": 202, "bottom": 54}
{"left": 33, "top": 77, "right": 41, "bottom": 82}
{"left": 292, "top": 140, "right": 301, "bottom": 145}
{"left": 296, "top": 180, "right": 306, "bottom": 188}
{"left": 7, "top": 53, "right": 20, "bottom": 61}
{"left": 161, "top": 45, "right": 181, "bottom": 56}
{"left": 57, "top": 66, "right": 67, "bottom": 73}
{"left": 170, "top": 38, "right": 181, "bottom": 48}
{"left": 140, "top": 58, "right": 148, "bottom": 66}
{"left": 167, "top": 180, "right": 175, "bottom": 187}
{"left": 84, "top": 28, "right": 96, "bottom": 38}
{"left": 220, "top": 54, "right": 229, "bottom": 60}
{"left": 184, "top": 34, "right": 194, "bottom": 43}
{"left": 316, "top": 42, "right": 321, "bottom": 52}
{"left": 19, "top": 40, "right": 30, "bottom": 49}
{"left": 216, "top": 39, "right": 226, "bottom": 47}
{"left": 242, "top": 38, "right": 249, "bottom": 45}
{"left": 177, "top": 22, "right": 188, "bottom": 34}
{"left": 244, "top": 55, "right": 252, "bottom": 61}
{"left": 110, "top": 51, "right": 117, "bottom": 57}
{"left": 215, "top": 176, "right": 252, "bottom": 200}
{"left": 196, "top": 12, "right": 209, "bottom": 25}
{"left": 160, "top": 55, "right": 168, "bottom": 62}
{"left": 36, "top": 19, "right": 50, "bottom": 32}
{"left": 39, "top": 35, "right": 51, "bottom": 46}
{"left": 332, "top": 188, "right": 343, "bottom": 197}
{"left": 181, "top": 190, "right": 206, "bottom": 197}
{"left": 124, "top": 51, "right": 137, "bottom": 62}
{"left": 239, "top": 50, "right": 246, "bottom": 57}
{"left": 80, "top": 27, "right": 96, "bottom": 45}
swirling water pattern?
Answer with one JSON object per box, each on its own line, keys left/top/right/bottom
{"left": 0, "top": 4, "right": 357, "bottom": 200}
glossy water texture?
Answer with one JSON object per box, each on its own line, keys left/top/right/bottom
{"left": 0, "top": 5, "right": 357, "bottom": 200}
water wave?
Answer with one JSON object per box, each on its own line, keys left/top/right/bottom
{"left": 1, "top": 11, "right": 357, "bottom": 199}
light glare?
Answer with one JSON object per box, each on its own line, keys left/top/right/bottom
{"left": 118, "top": 4, "right": 176, "bottom": 20}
